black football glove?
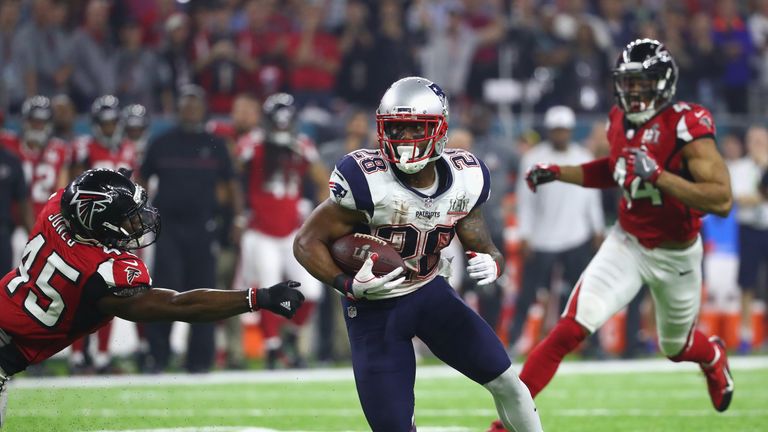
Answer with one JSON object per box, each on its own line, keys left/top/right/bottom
{"left": 252, "top": 281, "right": 304, "bottom": 319}
{"left": 525, "top": 163, "right": 561, "bottom": 192}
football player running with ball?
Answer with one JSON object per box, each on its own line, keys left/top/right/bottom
{"left": 294, "top": 77, "right": 543, "bottom": 432}
{"left": 0, "top": 169, "right": 305, "bottom": 428}
{"left": 489, "top": 39, "right": 734, "bottom": 431}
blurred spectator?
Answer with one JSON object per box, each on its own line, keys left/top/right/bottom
{"left": 712, "top": 0, "right": 754, "bottom": 114}
{"left": 236, "top": 0, "right": 292, "bottom": 99}
{"left": 334, "top": 0, "right": 378, "bottom": 108}
{"left": 0, "top": 147, "right": 30, "bottom": 273}
{"left": 462, "top": 0, "right": 506, "bottom": 101}
{"left": 531, "top": 5, "right": 572, "bottom": 111}
{"left": 114, "top": 19, "right": 165, "bottom": 112}
{"left": 139, "top": 85, "right": 242, "bottom": 373}
{"left": 157, "top": 13, "right": 194, "bottom": 114}
{"left": 680, "top": 12, "right": 722, "bottom": 107}
{"left": 509, "top": 105, "right": 604, "bottom": 353}
{"left": 553, "top": 0, "right": 612, "bottom": 51}
{"left": 285, "top": 4, "right": 340, "bottom": 110}
{"left": 121, "top": 103, "right": 151, "bottom": 157}
{"left": 749, "top": 0, "right": 768, "bottom": 115}
{"left": 597, "top": 0, "right": 634, "bottom": 54}
{"left": 0, "top": 0, "right": 22, "bottom": 113}
{"left": 419, "top": 3, "right": 484, "bottom": 99}
{"left": 70, "top": 0, "right": 117, "bottom": 112}
{"left": 370, "top": 0, "right": 418, "bottom": 103}
{"left": 729, "top": 126, "right": 768, "bottom": 352}
{"left": 192, "top": 2, "right": 252, "bottom": 114}
{"left": 558, "top": 20, "right": 612, "bottom": 112}
{"left": 12, "top": 0, "right": 72, "bottom": 103}
{"left": 51, "top": 94, "right": 77, "bottom": 143}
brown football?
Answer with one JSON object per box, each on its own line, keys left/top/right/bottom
{"left": 331, "top": 233, "right": 406, "bottom": 276}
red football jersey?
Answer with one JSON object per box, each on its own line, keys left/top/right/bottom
{"left": 74, "top": 136, "right": 137, "bottom": 172}
{"left": 0, "top": 190, "right": 151, "bottom": 365}
{"left": 607, "top": 102, "right": 716, "bottom": 248}
{"left": 236, "top": 130, "right": 319, "bottom": 236}
{"left": 1, "top": 132, "right": 71, "bottom": 216}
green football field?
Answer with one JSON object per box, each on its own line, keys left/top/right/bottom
{"left": 6, "top": 357, "right": 767, "bottom": 432}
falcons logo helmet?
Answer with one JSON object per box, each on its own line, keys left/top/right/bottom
{"left": 61, "top": 168, "right": 161, "bottom": 250}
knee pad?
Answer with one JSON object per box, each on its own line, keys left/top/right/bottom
{"left": 484, "top": 366, "right": 521, "bottom": 395}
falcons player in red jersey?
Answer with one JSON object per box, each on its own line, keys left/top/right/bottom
{"left": 71, "top": 95, "right": 138, "bottom": 178}
{"left": 1, "top": 96, "right": 71, "bottom": 218}
{"left": 0, "top": 169, "right": 304, "bottom": 427}
{"left": 490, "top": 39, "right": 735, "bottom": 431}
{"left": 235, "top": 93, "right": 328, "bottom": 368}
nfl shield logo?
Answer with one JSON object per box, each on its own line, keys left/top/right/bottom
{"left": 347, "top": 306, "right": 357, "bottom": 318}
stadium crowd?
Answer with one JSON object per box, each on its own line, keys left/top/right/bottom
{"left": 1, "top": 0, "right": 767, "bottom": 374}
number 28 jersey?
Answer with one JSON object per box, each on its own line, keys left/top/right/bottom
{"left": 0, "top": 190, "right": 151, "bottom": 367}
{"left": 329, "top": 149, "right": 490, "bottom": 298}
{"left": 608, "top": 102, "right": 716, "bottom": 248}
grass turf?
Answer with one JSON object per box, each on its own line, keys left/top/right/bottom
{"left": 6, "top": 365, "right": 767, "bottom": 431}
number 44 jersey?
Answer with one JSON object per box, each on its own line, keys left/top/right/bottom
{"left": 0, "top": 190, "right": 151, "bottom": 370}
{"left": 608, "top": 102, "right": 716, "bottom": 249}
{"left": 329, "top": 148, "right": 490, "bottom": 298}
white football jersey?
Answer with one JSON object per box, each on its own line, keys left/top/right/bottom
{"left": 329, "top": 148, "right": 490, "bottom": 298}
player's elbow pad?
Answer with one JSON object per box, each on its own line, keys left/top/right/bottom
{"left": 581, "top": 158, "right": 614, "bottom": 189}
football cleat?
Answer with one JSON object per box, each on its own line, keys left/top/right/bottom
{"left": 486, "top": 420, "right": 507, "bottom": 432}
{"left": 701, "top": 336, "right": 734, "bottom": 412}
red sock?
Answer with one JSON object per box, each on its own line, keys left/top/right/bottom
{"left": 71, "top": 337, "right": 85, "bottom": 353}
{"left": 97, "top": 322, "right": 112, "bottom": 353}
{"left": 291, "top": 301, "right": 315, "bottom": 326}
{"left": 520, "top": 318, "right": 587, "bottom": 398}
{"left": 260, "top": 311, "right": 284, "bottom": 341}
{"left": 668, "top": 329, "right": 716, "bottom": 364}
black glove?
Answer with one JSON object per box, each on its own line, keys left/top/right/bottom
{"left": 253, "top": 281, "right": 304, "bottom": 319}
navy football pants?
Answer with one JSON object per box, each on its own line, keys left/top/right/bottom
{"left": 343, "top": 277, "right": 511, "bottom": 431}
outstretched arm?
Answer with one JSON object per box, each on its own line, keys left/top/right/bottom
{"left": 97, "top": 282, "right": 304, "bottom": 322}
{"left": 525, "top": 158, "right": 614, "bottom": 191}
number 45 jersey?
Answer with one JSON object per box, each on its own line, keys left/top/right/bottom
{"left": 0, "top": 190, "right": 151, "bottom": 371}
{"left": 329, "top": 148, "right": 490, "bottom": 298}
{"left": 608, "top": 102, "right": 716, "bottom": 249}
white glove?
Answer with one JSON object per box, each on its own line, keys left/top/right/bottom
{"left": 351, "top": 253, "right": 406, "bottom": 299}
{"left": 466, "top": 251, "right": 499, "bottom": 286}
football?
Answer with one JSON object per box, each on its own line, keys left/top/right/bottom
{"left": 331, "top": 233, "right": 405, "bottom": 276}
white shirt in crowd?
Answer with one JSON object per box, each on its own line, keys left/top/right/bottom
{"left": 728, "top": 157, "right": 768, "bottom": 229}
{"left": 517, "top": 141, "right": 605, "bottom": 252}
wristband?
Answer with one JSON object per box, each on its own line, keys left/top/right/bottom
{"left": 332, "top": 273, "right": 354, "bottom": 299}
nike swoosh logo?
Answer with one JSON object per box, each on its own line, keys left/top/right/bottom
{"left": 694, "top": 111, "right": 705, "bottom": 118}
{"left": 679, "top": 269, "right": 693, "bottom": 276}
{"left": 123, "top": 260, "right": 139, "bottom": 266}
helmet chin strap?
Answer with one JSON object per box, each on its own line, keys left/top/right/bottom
{"left": 396, "top": 145, "right": 429, "bottom": 174}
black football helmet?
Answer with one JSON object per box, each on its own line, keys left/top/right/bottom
{"left": 121, "top": 103, "right": 149, "bottom": 142}
{"left": 61, "top": 169, "right": 160, "bottom": 250}
{"left": 21, "top": 95, "right": 53, "bottom": 145}
{"left": 91, "top": 95, "right": 122, "bottom": 147}
{"left": 263, "top": 92, "right": 296, "bottom": 147}
{"left": 613, "top": 39, "right": 678, "bottom": 124}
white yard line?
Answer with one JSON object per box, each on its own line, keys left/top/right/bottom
{"left": 11, "top": 356, "right": 767, "bottom": 390}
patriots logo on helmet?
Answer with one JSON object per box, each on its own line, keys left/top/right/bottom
{"left": 70, "top": 190, "right": 113, "bottom": 230}
{"left": 329, "top": 181, "right": 348, "bottom": 200}
{"left": 125, "top": 267, "right": 142, "bottom": 285}
{"left": 428, "top": 83, "right": 446, "bottom": 104}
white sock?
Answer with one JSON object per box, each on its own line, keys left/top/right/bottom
{"left": 483, "top": 365, "right": 543, "bottom": 432}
